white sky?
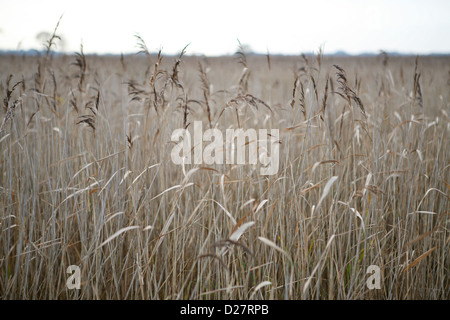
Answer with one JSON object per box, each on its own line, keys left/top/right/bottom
{"left": 0, "top": 0, "right": 449, "bottom": 56}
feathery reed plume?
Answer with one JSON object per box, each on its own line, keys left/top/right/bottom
{"left": 266, "top": 48, "right": 271, "bottom": 71}
{"left": 176, "top": 93, "right": 191, "bottom": 129}
{"left": 413, "top": 55, "right": 423, "bottom": 108}
{"left": 316, "top": 44, "right": 324, "bottom": 69}
{"left": 299, "top": 81, "right": 306, "bottom": 118}
{"left": 85, "top": 87, "right": 100, "bottom": 115}
{"left": 126, "top": 134, "right": 133, "bottom": 150}
{"left": 135, "top": 33, "right": 150, "bottom": 56}
{"left": 150, "top": 49, "right": 164, "bottom": 113}
{"left": 183, "top": 96, "right": 189, "bottom": 129}
{"left": 31, "top": 62, "right": 44, "bottom": 114}
{"left": 3, "top": 75, "right": 23, "bottom": 111}
{"left": 290, "top": 73, "right": 300, "bottom": 109}
{"left": 235, "top": 39, "right": 250, "bottom": 95}
{"left": 311, "top": 75, "right": 319, "bottom": 107}
{"left": 322, "top": 76, "right": 329, "bottom": 113}
{"left": 333, "top": 64, "right": 366, "bottom": 116}
{"left": 69, "top": 44, "right": 88, "bottom": 115}
{"left": 69, "top": 88, "right": 78, "bottom": 113}
{"left": 31, "top": 15, "right": 63, "bottom": 113}
{"left": 72, "top": 44, "right": 87, "bottom": 93}
{"left": 128, "top": 45, "right": 167, "bottom": 114}
{"left": 170, "top": 43, "right": 189, "bottom": 89}
{"left": 329, "top": 74, "right": 334, "bottom": 93}
{"left": 1, "top": 75, "right": 24, "bottom": 134}
{"left": 238, "top": 70, "right": 251, "bottom": 95}
{"left": 120, "top": 52, "right": 127, "bottom": 72}
{"left": 44, "top": 14, "right": 63, "bottom": 60}
{"left": 226, "top": 94, "right": 273, "bottom": 114}
{"left": 221, "top": 93, "right": 272, "bottom": 128}
{"left": 77, "top": 87, "right": 99, "bottom": 133}
{"left": 126, "top": 80, "right": 146, "bottom": 103}
{"left": 198, "top": 61, "right": 212, "bottom": 128}
{"left": 33, "top": 61, "right": 43, "bottom": 94}
{"left": 76, "top": 114, "right": 96, "bottom": 131}
{"left": 236, "top": 39, "right": 248, "bottom": 68}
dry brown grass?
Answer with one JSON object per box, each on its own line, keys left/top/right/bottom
{"left": 0, "top": 41, "right": 449, "bottom": 299}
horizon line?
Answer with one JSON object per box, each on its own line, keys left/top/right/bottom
{"left": 1, "top": 48, "right": 449, "bottom": 58}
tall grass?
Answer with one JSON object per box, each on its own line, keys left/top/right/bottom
{"left": 0, "top": 40, "right": 448, "bottom": 299}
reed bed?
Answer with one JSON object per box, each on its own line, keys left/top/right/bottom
{"left": 0, "top": 39, "right": 448, "bottom": 299}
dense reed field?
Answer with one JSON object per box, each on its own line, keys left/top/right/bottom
{"left": 0, "top": 41, "right": 448, "bottom": 299}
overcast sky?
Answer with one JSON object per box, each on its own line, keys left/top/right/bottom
{"left": 0, "top": 0, "right": 449, "bottom": 56}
